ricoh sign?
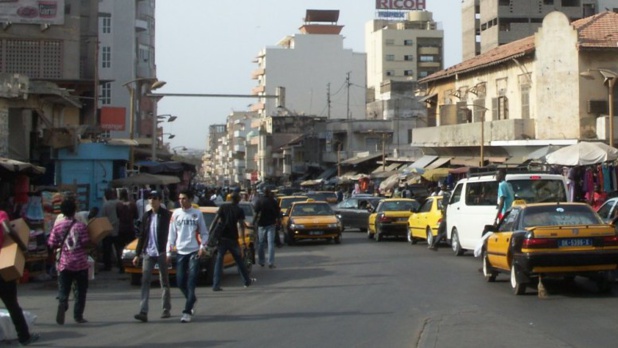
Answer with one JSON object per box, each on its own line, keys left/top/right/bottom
{"left": 376, "top": 0, "right": 426, "bottom": 10}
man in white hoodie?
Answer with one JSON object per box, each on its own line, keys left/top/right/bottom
{"left": 166, "top": 190, "right": 208, "bottom": 323}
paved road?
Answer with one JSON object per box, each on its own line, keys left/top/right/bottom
{"left": 8, "top": 231, "right": 618, "bottom": 347}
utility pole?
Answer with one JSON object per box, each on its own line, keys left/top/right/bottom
{"left": 327, "top": 83, "right": 331, "bottom": 119}
{"left": 346, "top": 72, "right": 351, "bottom": 120}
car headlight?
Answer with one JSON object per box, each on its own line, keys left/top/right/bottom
{"left": 327, "top": 223, "right": 339, "bottom": 228}
{"left": 290, "top": 223, "right": 305, "bottom": 230}
{"left": 122, "top": 248, "right": 136, "bottom": 260}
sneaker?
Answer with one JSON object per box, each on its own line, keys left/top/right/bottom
{"left": 160, "top": 310, "right": 171, "bottom": 319}
{"left": 428, "top": 246, "right": 438, "bottom": 251}
{"left": 268, "top": 264, "right": 276, "bottom": 269}
{"left": 244, "top": 278, "right": 257, "bottom": 288}
{"left": 134, "top": 312, "right": 148, "bottom": 322}
{"left": 180, "top": 313, "right": 192, "bottom": 323}
{"left": 259, "top": 263, "right": 265, "bottom": 267}
{"left": 212, "top": 287, "right": 223, "bottom": 292}
{"left": 56, "top": 303, "right": 66, "bottom": 325}
{"left": 75, "top": 317, "right": 88, "bottom": 324}
{"left": 20, "top": 333, "right": 40, "bottom": 346}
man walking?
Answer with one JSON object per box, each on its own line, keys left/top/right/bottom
{"left": 212, "top": 193, "right": 255, "bottom": 291}
{"left": 494, "top": 168, "right": 515, "bottom": 225}
{"left": 167, "top": 190, "right": 208, "bottom": 323}
{"left": 254, "top": 188, "right": 280, "bottom": 268}
{"left": 133, "top": 191, "right": 172, "bottom": 323}
{"left": 101, "top": 189, "right": 121, "bottom": 272}
{"left": 429, "top": 183, "right": 450, "bottom": 251}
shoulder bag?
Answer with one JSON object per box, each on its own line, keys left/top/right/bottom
{"left": 55, "top": 219, "right": 77, "bottom": 266}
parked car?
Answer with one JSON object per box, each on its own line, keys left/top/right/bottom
{"left": 306, "top": 191, "right": 338, "bottom": 204}
{"left": 596, "top": 197, "right": 618, "bottom": 223}
{"left": 122, "top": 205, "right": 255, "bottom": 286}
{"left": 482, "top": 202, "right": 618, "bottom": 295}
{"left": 333, "top": 196, "right": 382, "bottom": 232}
{"left": 368, "top": 198, "right": 420, "bottom": 241}
{"left": 285, "top": 200, "right": 343, "bottom": 245}
{"left": 407, "top": 195, "right": 443, "bottom": 246}
{"left": 277, "top": 195, "right": 309, "bottom": 229}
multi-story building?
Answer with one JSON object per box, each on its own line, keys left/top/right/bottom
{"left": 97, "top": 0, "right": 158, "bottom": 143}
{"left": 225, "top": 111, "right": 257, "bottom": 187}
{"left": 250, "top": 9, "right": 366, "bottom": 120}
{"left": 205, "top": 124, "right": 226, "bottom": 185}
{"left": 462, "top": 0, "right": 599, "bottom": 60}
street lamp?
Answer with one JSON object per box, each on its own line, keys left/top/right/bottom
{"left": 152, "top": 114, "right": 177, "bottom": 162}
{"left": 122, "top": 78, "right": 167, "bottom": 169}
{"left": 459, "top": 104, "right": 489, "bottom": 167}
{"left": 580, "top": 69, "right": 618, "bottom": 147}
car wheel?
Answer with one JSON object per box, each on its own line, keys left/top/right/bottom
{"left": 287, "top": 231, "right": 296, "bottom": 246}
{"left": 375, "top": 224, "right": 383, "bottom": 242}
{"left": 426, "top": 227, "right": 434, "bottom": 247}
{"left": 510, "top": 264, "right": 527, "bottom": 295}
{"left": 451, "top": 229, "right": 464, "bottom": 256}
{"left": 130, "top": 273, "right": 141, "bottom": 286}
{"left": 596, "top": 272, "right": 613, "bottom": 293}
{"left": 334, "top": 234, "right": 341, "bottom": 244}
{"left": 482, "top": 251, "right": 497, "bottom": 282}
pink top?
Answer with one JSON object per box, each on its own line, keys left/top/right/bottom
{"left": 48, "top": 217, "right": 90, "bottom": 272}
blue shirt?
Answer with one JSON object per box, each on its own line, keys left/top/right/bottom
{"left": 497, "top": 181, "right": 515, "bottom": 214}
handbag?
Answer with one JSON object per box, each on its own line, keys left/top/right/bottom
{"left": 55, "top": 220, "right": 77, "bottom": 266}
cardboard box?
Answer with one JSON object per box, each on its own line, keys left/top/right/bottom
{"left": 87, "top": 217, "right": 113, "bottom": 245}
{"left": 0, "top": 242, "right": 25, "bottom": 281}
{"left": 9, "top": 218, "right": 30, "bottom": 247}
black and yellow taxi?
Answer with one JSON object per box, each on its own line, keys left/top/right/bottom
{"left": 482, "top": 202, "right": 618, "bottom": 295}
{"left": 122, "top": 204, "right": 255, "bottom": 286}
{"left": 277, "top": 195, "right": 309, "bottom": 229}
{"left": 285, "top": 200, "right": 343, "bottom": 245}
{"left": 368, "top": 198, "right": 420, "bottom": 241}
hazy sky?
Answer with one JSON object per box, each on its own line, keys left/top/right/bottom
{"left": 155, "top": 1, "right": 462, "bottom": 150}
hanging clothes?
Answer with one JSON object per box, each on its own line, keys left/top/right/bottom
{"left": 602, "top": 164, "right": 612, "bottom": 192}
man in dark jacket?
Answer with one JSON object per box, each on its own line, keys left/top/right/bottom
{"left": 254, "top": 188, "right": 281, "bottom": 268}
{"left": 133, "top": 191, "right": 172, "bottom": 322}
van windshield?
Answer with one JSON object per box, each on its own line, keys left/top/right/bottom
{"left": 509, "top": 179, "right": 567, "bottom": 203}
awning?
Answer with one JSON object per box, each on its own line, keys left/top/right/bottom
{"left": 106, "top": 138, "right": 139, "bottom": 146}
{"left": 418, "top": 93, "right": 437, "bottom": 103}
{"left": 0, "top": 157, "right": 46, "bottom": 175}
{"left": 300, "top": 179, "right": 323, "bottom": 187}
{"left": 422, "top": 168, "right": 451, "bottom": 182}
{"left": 371, "top": 170, "right": 399, "bottom": 179}
{"left": 503, "top": 156, "right": 529, "bottom": 165}
{"left": 372, "top": 163, "right": 400, "bottom": 173}
{"left": 450, "top": 157, "right": 481, "bottom": 167}
{"left": 449, "top": 167, "right": 470, "bottom": 174}
{"left": 404, "top": 155, "right": 438, "bottom": 170}
{"left": 341, "top": 153, "right": 382, "bottom": 165}
{"left": 111, "top": 173, "right": 180, "bottom": 187}
{"left": 317, "top": 166, "right": 338, "bottom": 180}
{"left": 424, "top": 156, "right": 451, "bottom": 170}
{"left": 486, "top": 156, "right": 508, "bottom": 163}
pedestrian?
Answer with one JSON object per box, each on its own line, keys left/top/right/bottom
{"left": 133, "top": 191, "right": 172, "bottom": 323}
{"left": 211, "top": 192, "right": 256, "bottom": 291}
{"left": 136, "top": 189, "right": 149, "bottom": 221}
{"left": 48, "top": 198, "right": 90, "bottom": 325}
{"left": 117, "top": 189, "right": 138, "bottom": 273}
{"left": 101, "top": 188, "right": 121, "bottom": 272}
{"left": 494, "top": 168, "right": 515, "bottom": 225}
{"left": 0, "top": 207, "right": 39, "bottom": 345}
{"left": 429, "top": 183, "right": 451, "bottom": 251}
{"left": 585, "top": 184, "right": 607, "bottom": 210}
{"left": 254, "top": 188, "right": 281, "bottom": 268}
{"left": 166, "top": 190, "right": 208, "bottom": 323}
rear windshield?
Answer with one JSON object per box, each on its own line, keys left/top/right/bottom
{"left": 464, "top": 178, "right": 567, "bottom": 206}
{"left": 521, "top": 205, "right": 602, "bottom": 228}
{"left": 280, "top": 197, "right": 308, "bottom": 209}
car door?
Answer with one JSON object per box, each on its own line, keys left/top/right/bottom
{"left": 409, "top": 198, "right": 433, "bottom": 239}
{"left": 596, "top": 198, "right": 618, "bottom": 223}
{"left": 486, "top": 208, "right": 520, "bottom": 271}
{"left": 334, "top": 198, "right": 357, "bottom": 228}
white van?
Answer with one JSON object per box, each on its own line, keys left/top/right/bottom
{"left": 446, "top": 172, "right": 569, "bottom": 256}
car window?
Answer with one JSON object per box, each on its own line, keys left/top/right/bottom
{"left": 465, "top": 182, "right": 498, "bottom": 206}
{"left": 498, "top": 208, "right": 519, "bottom": 232}
{"left": 596, "top": 200, "right": 614, "bottom": 220}
{"left": 338, "top": 199, "right": 357, "bottom": 209}
{"left": 203, "top": 212, "right": 217, "bottom": 230}
{"left": 379, "top": 200, "right": 419, "bottom": 212}
{"left": 509, "top": 179, "right": 568, "bottom": 203}
{"left": 280, "top": 197, "right": 307, "bottom": 209}
{"left": 450, "top": 184, "right": 463, "bottom": 204}
{"left": 419, "top": 199, "right": 433, "bottom": 213}
{"left": 521, "top": 205, "right": 602, "bottom": 228}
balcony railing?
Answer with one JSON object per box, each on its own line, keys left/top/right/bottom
{"left": 412, "top": 119, "right": 535, "bottom": 147}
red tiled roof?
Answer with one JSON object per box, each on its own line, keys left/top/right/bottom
{"left": 419, "top": 11, "right": 618, "bottom": 84}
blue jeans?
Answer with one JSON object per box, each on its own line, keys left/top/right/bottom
{"left": 213, "top": 238, "right": 250, "bottom": 289}
{"left": 58, "top": 269, "right": 88, "bottom": 320}
{"left": 258, "top": 224, "right": 276, "bottom": 266}
{"left": 175, "top": 252, "right": 200, "bottom": 315}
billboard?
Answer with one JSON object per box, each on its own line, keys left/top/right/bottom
{"left": 100, "top": 107, "right": 126, "bottom": 131}
{"left": 376, "top": 0, "right": 426, "bottom": 10}
{"left": 0, "top": 0, "right": 65, "bottom": 25}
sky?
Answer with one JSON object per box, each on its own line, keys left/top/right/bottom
{"left": 155, "top": 1, "right": 462, "bottom": 151}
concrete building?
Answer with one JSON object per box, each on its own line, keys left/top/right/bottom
{"left": 97, "top": 0, "right": 159, "bottom": 143}
{"left": 462, "top": 0, "right": 599, "bottom": 60}
{"left": 225, "top": 111, "right": 257, "bottom": 187}
{"left": 250, "top": 9, "right": 366, "bottom": 120}
{"left": 416, "top": 11, "right": 618, "bottom": 166}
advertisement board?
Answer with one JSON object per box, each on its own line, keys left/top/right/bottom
{"left": 376, "top": 0, "right": 426, "bottom": 10}
{"left": 100, "top": 107, "right": 127, "bottom": 131}
{"left": 0, "top": 0, "right": 65, "bottom": 25}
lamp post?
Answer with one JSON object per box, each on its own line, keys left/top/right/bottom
{"left": 580, "top": 69, "right": 618, "bottom": 147}
{"left": 152, "top": 115, "right": 177, "bottom": 162}
{"left": 122, "top": 78, "right": 167, "bottom": 170}
{"left": 460, "top": 104, "right": 489, "bottom": 167}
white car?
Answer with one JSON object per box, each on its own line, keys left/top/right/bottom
{"left": 596, "top": 197, "right": 618, "bottom": 223}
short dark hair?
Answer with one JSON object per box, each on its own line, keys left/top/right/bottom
{"left": 231, "top": 193, "right": 241, "bottom": 203}
{"left": 179, "top": 189, "right": 193, "bottom": 200}
{"left": 60, "top": 199, "right": 77, "bottom": 217}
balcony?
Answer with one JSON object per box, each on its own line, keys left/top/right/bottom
{"left": 251, "top": 68, "right": 265, "bottom": 80}
{"left": 233, "top": 144, "right": 246, "bottom": 153}
{"left": 418, "top": 47, "right": 440, "bottom": 55}
{"left": 135, "top": 19, "right": 148, "bottom": 32}
{"left": 251, "top": 85, "right": 265, "bottom": 95}
{"left": 412, "top": 119, "right": 536, "bottom": 147}
{"left": 250, "top": 102, "right": 265, "bottom": 112}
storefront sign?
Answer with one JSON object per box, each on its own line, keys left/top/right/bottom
{"left": 377, "top": 11, "right": 407, "bottom": 19}
{"left": 376, "top": 0, "right": 426, "bottom": 10}
{"left": 0, "top": 0, "right": 65, "bottom": 25}
{"left": 100, "top": 107, "right": 126, "bottom": 131}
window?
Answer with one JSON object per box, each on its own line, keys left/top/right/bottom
{"left": 385, "top": 39, "right": 394, "bottom": 46}
{"left": 419, "top": 55, "right": 434, "bottom": 62}
{"left": 521, "top": 84, "right": 530, "bottom": 119}
{"left": 466, "top": 182, "right": 498, "bottom": 206}
{"left": 561, "top": 0, "right": 579, "bottom": 7}
{"left": 404, "top": 70, "right": 414, "bottom": 76}
{"left": 499, "top": 0, "right": 510, "bottom": 5}
{"left": 543, "top": 0, "right": 554, "bottom": 4}
{"left": 404, "top": 39, "right": 413, "bottom": 46}
{"left": 385, "top": 54, "right": 395, "bottom": 61}
{"left": 139, "top": 46, "right": 149, "bottom": 62}
{"left": 101, "top": 46, "right": 111, "bottom": 68}
{"left": 100, "top": 82, "right": 111, "bottom": 105}
{"left": 491, "top": 96, "right": 509, "bottom": 120}
{"left": 101, "top": 16, "right": 111, "bottom": 34}
{"left": 385, "top": 70, "right": 394, "bottom": 77}
{"left": 418, "top": 71, "right": 429, "bottom": 78}
{"left": 407, "top": 129, "right": 412, "bottom": 144}
{"left": 404, "top": 55, "right": 414, "bottom": 61}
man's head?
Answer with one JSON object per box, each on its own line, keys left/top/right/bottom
{"left": 496, "top": 168, "right": 507, "bottom": 182}
{"left": 60, "top": 198, "right": 77, "bottom": 218}
{"left": 178, "top": 189, "right": 194, "bottom": 209}
{"left": 150, "top": 191, "right": 162, "bottom": 211}
{"left": 231, "top": 192, "right": 241, "bottom": 204}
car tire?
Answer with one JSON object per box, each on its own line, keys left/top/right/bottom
{"left": 334, "top": 234, "right": 341, "bottom": 244}
{"left": 407, "top": 227, "right": 414, "bottom": 244}
{"left": 510, "top": 264, "right": 527, "bottom": 295}
{"left": 130, "top": 273, "right": 141, "bottom": 286}
{"left": 287, "top": 231, "right": 296, "bottom": 246}
{"left": 451, "top": 229, "right": 464, "bottom": 256}
{"left": 596, "top": 271, "right": 613, "bottom": 293}
{"left": 482, "top": 251, "right": 497, "bottom": 282}
{"left": 375, "top": 224, "right": 383, "bottom": 242}
{"left": 426, "top": 227, "right": 434, "bottom": 247}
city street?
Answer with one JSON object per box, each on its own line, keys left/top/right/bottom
{"left": 9, "top": 231, "right": 618, "bottom": 347}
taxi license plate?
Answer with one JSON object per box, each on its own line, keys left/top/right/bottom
{"left": 558, "top": 238, "right": 592, "bottom": 247}
{"left": 309, "top": 231, "right": 323, "bottom": 236}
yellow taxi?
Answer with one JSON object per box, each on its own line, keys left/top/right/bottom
{"left": 407, "top": 195, "right": 443, "bottom": 246}
{"left": 368, "top": 198, "right": 420, "bottom": 241}
{"left": 122, "top": 205, "right": 255, "bottom": 286}
{"left": 277, "top": 195, "right": 309, "bottom": 229}
{"left": 482, "top": 202, "right": 618, "bottom": 295}
{"left": 285, "top": 200, "right": 342, "bottom": 245}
